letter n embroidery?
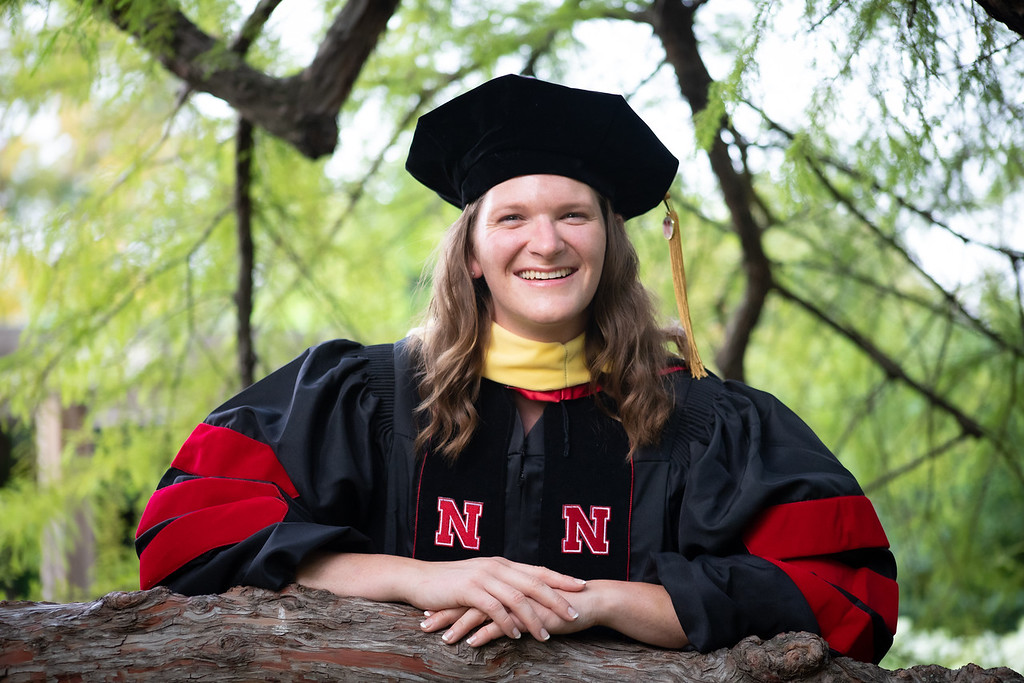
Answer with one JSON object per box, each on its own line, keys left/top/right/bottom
{"left": 562, "top": 505, "right": 611, "bottom": 555}
{"left": 435, "top": 498, "right": 484, "bottom": 550}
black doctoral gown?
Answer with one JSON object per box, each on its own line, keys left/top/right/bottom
{"left": 136, "top": 339, "right": 898, "bottom": 663}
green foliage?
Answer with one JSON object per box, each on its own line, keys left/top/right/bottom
{"left": 742, "top": 57, "right": 1024, "bottom": 627}
{"left": 1, "top": 1, "right": 1023, "bottom": 665}
{"left": 885, "top": 616, "right": 1024, "bottom": 671}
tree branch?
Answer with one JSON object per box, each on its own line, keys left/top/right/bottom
{"left": 645, "top": 0, "right": 772, "bottom": 381}
{"left": 303, "top": 0, "right": 400, "bottom": 118}
{"left": 975, "top": 0, "right": 1024, "bottom": 38}
{"left": 811, "top": 159, "right": 1022, "bottom": 354}
{"left": 864, "top": 432, "right": 973, "bottom": 493}
{"left": 782, "top": 234, "right": 1022, "bottom": 363}
{"left": 755, "top": 117, "right": 1024, "bottom": 361}
{"left": 754, "top": 111, "right": 1024, "bottom": 264}
{"left": 229, "top": 0, "right": 285, "bottom": 55}
{"left": 0, "top": 586, "right": 1015, "bottom": 681}
{"left": 773, "top": 280, "right": 1024, "bottom": 488}
{"left": 93, "top": 0, "right": 401, "bottom": 158}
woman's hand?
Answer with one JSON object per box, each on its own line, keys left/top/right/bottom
{"left": 420, "top": 580, "right": 689, "bottom": 649}
{"left": 297, "top": 553, "right": 584, "bottom": 644}
{"left": 419, "top": 587, "right": 597, "bottom": 646}
{"left": 405, "top": 556, "right": 585, "bottom": 642}
{"left": 298, "top": 554, "right": 686, "bottom": 649}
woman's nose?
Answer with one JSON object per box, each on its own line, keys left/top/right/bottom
{"left": 527, "top": 216, "right": 565, "bottom": 256}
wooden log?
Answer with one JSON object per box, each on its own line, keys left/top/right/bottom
{"left": 1, "top": 585, "right": 1021, "bottom": 682}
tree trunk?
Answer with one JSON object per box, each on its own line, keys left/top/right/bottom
{"left": 1, "top": 586, "right": 1020, "bottom": 682}
{"left": 235, "top": 116, "right": 257, "bottom": 389}
{"left": 35, "top": 395, "right": 94, "bottom": 603}
{"left": 646, "top": 0, "right": 773, "bottom": 382}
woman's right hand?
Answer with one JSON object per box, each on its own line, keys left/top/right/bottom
{"left": 407, "top": 556, "right": 584, "bottom": 642}
{"left": 297, "top": 553, "right": 584, "bottom": 644}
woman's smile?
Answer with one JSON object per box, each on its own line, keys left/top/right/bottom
{"left": 516, "top": 267, "right": 577, "bottom": 281}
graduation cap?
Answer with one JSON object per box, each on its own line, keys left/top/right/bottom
{"left": 406, "top": 74, "right": 705, "bottom": 377}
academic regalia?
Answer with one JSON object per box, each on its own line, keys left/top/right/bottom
{"left": 136, "top": 337, "right": 898, "bottom": 664}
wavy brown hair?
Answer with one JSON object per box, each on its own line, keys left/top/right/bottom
{"left": 409, "top": 192, "right": 685, "bottom": 460}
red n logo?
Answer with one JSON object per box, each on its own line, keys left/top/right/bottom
{"left": 435, "top": 497, "right": 484, "bottom": 550}
{"left": 562, "top": 505, "right": 611, "bottom": 554}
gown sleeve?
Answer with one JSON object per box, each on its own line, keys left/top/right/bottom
{"left": 648, "top": 375, "right": 898, "bottom": 664}
{"left": 135, "top": 339, "right": 391, "bottom": 596}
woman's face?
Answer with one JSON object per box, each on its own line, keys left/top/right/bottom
{"left": 469, "top": 174, "right": 606, "bottom": 343}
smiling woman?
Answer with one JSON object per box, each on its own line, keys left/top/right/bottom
{"left": 135, "top": 74, "right": 898, "bottom": 663}
{"left": 471, "top": 175, "right": 606, "bottom": 343}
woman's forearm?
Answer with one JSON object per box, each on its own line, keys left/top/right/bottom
{"left": 296, "top": 552, "right": 586, "bottom": 644}
{"left": 296, "top": 552, "right": 419, "bottom": 603}
{"left": 585, "top": 580, "right": 688, "bottom": 648}
{"left": 296, "top": 553, "right": 683, "bottom": 648}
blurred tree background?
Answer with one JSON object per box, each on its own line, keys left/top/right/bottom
{"left": 1, "top": 0, "right": 1022, "bottom": 670}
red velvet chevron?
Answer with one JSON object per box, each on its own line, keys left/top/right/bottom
{"left": 743, "top": 495, "right": 898, "bottom": 663}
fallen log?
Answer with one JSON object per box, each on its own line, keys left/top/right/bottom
{"left": 1, "top": 585, "right": 1021, "bottom": 681}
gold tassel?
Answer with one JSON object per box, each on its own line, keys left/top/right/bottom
{"left": 663, "top": 193, "right": 707, "bottom": 379}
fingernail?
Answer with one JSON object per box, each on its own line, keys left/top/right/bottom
{"left": 540, "top": 628, "right": 550, "bottom": 641}
{"left": 512, "top": 627, "right": 522, "bottom": 639}
{"left": 423, "top": 610, "right": 433, "bottom": 616}
{"left": 442, "top": 630, "right": 453, "bottom": 643}
{"left": 466, "top": 634, "right": 477, "bottom": 646}
{"left": 569, "top": 607, "right": 579, "bottom": 620}
{"left": 575, "top": 578, "right": 587, "bottom": 585}
{"left": 420, "top": 619, "right": 431, "bottom": 629}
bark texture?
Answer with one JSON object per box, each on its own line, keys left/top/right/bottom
{"left": 1, "top": 585, "right": 1021, "bottom": 682}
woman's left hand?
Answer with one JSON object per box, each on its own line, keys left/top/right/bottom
{"left": 420, "top": 586, "right": 596, "bottom": 646}
{"left": 420, "top": 579, "right": 688, "bottom": 649}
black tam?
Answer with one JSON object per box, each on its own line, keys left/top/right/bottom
{"left": 405, "top": 74, "right": 679, "bottom": 219}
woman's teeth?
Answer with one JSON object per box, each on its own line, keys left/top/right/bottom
{"left": 517, "top": 268, "right": 573, "bottom": 280}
